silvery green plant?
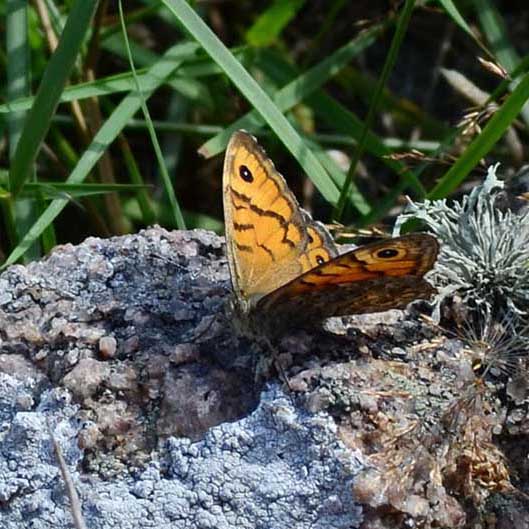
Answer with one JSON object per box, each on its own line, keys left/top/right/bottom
{"left": 395, "top": 164, "right": 529, "bottom": 325}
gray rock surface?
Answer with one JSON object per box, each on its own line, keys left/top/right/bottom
{"left": 0, "top": 227, "right": 363, "bottom": 529}
{"left": 0, "top": 377, "right": 362, "bottom": 529}
{"left": 2, "top": 226, "right": 527, "bottom": 528}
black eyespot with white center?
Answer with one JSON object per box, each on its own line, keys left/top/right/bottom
{"left": 316, "top": 255, "right": 325, "bottom": 265}
{"left": 377, "top": 248, "right": 399, "bottom": 259}
{"left": 239, "top": 165, "right": 253, "bottom": 183}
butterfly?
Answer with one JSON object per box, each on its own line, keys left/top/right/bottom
{"left": 223, "top": 130, "right": 439, "bottom": 335}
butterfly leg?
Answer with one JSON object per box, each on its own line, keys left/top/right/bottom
{"left": 259, "top": 336, "right": 293, "bottom": 392}
{"left": 180, "top": 313, "right": 221, "bottom": 343}
{"left": 275, "top": 358, "right": 293, "bottom": 392}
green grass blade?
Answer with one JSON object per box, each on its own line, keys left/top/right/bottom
{"left": 6, "top": 0, "right": 29, "bottom": 158}
{"left": 0, "top": 70, "right": 154, "bottom": 113}
{"left": 302, "top": 137, "right": 372, "bottom": 216}
{"left": 199, "top": 25, "right": 382, "bottom": 158}
{"left": 245, "top": 0, "right": 305, "bottom": 47}
{"left": 118, "top": 0, "right": 185, "bottom": 229}
{"left": 0, "top": 70, "right": 214, "bottom": 114}
{"left": 5, "top": 0, "right": 35, "bottom": 257}
{"left": 438, "top": 0, "right": 476, "bottom": 41}
{"left": 255, "top": 50, "right": 425, "bottom": 205}
{"left": 474, "top": 0, "right": 518, "bottom": 73}
{"left": 0, "top": 44, "right": 250, "bottom": 115}
{"left": 100, "top": 2, "right": 166, "bottom": 40}
{"left": 8, "top": 0, "right": 99, "bottom": 197}
{"left": 333, "top": 0, "right": 417, "bottom": 221}
{"left": 310, "top": 91, "right": 425, "bottom": 195}
{"left": 2, "top": 42, "right": 199, "bottom": 268}
{"left": 19, "top": 182, "right": 149, "bottom": 199}
{"left": 102, "top": 32, "right": 160, "bottom": 66}
{"left": 0, "top": 49, "right": 249, "bottom": 114}
{"left": 428, "top": 71, "right": 529, "bottom": 199}
{"left": 162, "top": 0, "right": 341, "bottom": 205}
{"left": 473, "top": 0, "right": 529, "bottom": 125}
{"left": 119, "top": 137, "right": 157, "bottom": 226}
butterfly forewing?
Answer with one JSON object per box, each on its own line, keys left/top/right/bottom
{"left": 223, "top": 131, "right": 337, "bottom": 306}
{"left": 303, "top": 218, "right": 339, "bottom": 269}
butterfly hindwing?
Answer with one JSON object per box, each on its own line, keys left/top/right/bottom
{"left": 256, "top": 234, "right": 439, "bottom": 323}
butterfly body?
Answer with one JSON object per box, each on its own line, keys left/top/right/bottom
{"left": 223, "top": 131, "right": 438, "bottom": 336}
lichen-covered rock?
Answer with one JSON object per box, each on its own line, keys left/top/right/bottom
{"left": 1, "top": 226, "right": 528, "bottom": 528}
{"left": 0, "top": 227, "right": 364, "bottom": 528}
{"left": 0, "top": 228, "right": 254, "bottom": 450}
{"left": 0, "top": 375, "right": 362, "bottom": 529}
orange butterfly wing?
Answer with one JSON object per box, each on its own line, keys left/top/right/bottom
{"left": 257, "top": 234, "right": 439, "bottom": 324}
{"left": 223, "top": 131, "right": 337, "bottom": 308}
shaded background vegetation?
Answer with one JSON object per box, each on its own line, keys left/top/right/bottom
{"left": 1, "top": 0, "right": 529, "bottom": 266}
